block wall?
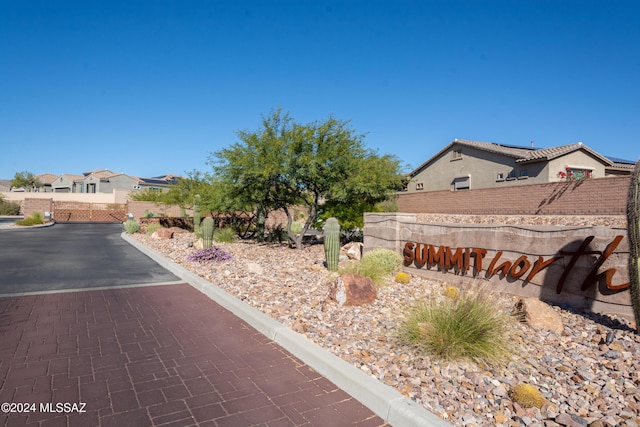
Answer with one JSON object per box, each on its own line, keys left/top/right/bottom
{"left": 396, "top": 176, "right": 630, "bottom": 215}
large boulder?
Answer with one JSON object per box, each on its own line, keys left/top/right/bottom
{"left": 152, "top": 228, "right": 174, "bottom": 239}
{"left": 328, "top": 273, "right": 377, "bottom": 306}
{"left": 512, "top": 298, "right": 563, "bottom": 334}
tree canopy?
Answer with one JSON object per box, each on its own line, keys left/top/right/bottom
{"left": 210, "top": 108, "right": 405, "bottom": 247}
{"left": 11, "top": 171, "right": 43, "bottom": 192}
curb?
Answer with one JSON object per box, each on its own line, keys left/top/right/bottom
{"left": 122, "top": 233, "right": 451, "bottom": 427}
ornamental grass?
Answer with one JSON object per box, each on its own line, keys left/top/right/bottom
{"left": 400, "top": 288, "right": 514, "bottom": 365}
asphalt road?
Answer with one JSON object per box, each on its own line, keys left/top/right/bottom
{"left": 0, "top": 223, "right": 180, "bottom": 294}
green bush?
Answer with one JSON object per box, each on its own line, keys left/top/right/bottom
{"left": 361, "top": 248, "right": 402, "bottom": 275}
{"left": 214, "top": 227, "right": 236, "bottom": 243}
{"left": 16, "top": 212, "right": 44, "bottom": 226}
{"left": 339, "top": 249, "right": 402, "bottom": 287}
{"left": 290, "top": 221, "right": 304, "bottom": 234}
{"left": 400, "top": 290, "right": 513, "bottom": 365}
{"left": 0, "top": 196, "right": 20, "bottom": 215}
{"left": 123, "top": 219, "right": 141, "bottom": 234}
{"left": 146, "top": 223, "right": 162, "bottom": 235}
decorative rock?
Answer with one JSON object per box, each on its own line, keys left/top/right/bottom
{"left": 247, "top": 262, "right": 264, "bottom": 275}
{"left": 344, "top": 242, "right": 363, "bottom": 260}
{"left": 513, "top": 298, "right": 563, "bottom": 334}
{"left": 328, "top": 273, "right": 377, "bottom": 306}
{"left": 152, "top": 228, "right": 174, "bottom": 239}
{"left": 193, "top": 238, "right": 203, "bottom": 249}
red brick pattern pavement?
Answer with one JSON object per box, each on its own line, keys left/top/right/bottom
{"left": 0, "top": 284, "right": 386, "bottom": 426}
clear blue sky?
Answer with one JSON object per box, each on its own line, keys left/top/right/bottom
{"left": 2, "top": 0, "right": 639, "bottom": 179}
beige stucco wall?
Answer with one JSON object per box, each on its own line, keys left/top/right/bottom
{"left": 408, "top": 144, "right": 610, "bottom": 192}
{"left": 1, "top": 189, "right": 131, "bottom": 205}
{"left": 410, "top": 145, "right": 547, "bottom": 192}
{"left": 546, "top": 151, "right": 607, "bottom": 182}
{"left": 364, "top": 212, "right": 632, "bottom": 319}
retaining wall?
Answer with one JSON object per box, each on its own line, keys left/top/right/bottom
{"left": 364, "top": 213, "right": 632, "bottom": 319}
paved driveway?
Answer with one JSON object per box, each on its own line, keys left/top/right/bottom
{"left": 0, "top": 223, "right": 180, "bottom": 294}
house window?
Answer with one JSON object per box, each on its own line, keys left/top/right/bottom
{"left": 496, "top": 172, "right": 505, "bottom": 181}
{"left": 453, "top": 176, "right": 470, "bottom": 190}
{"left": 506, "top": 170, "right": 517, "bottom": 180}
{"left": 519, "top": 170, "right": 528, "bottom": 179}
{"left": 451, "top": 150, "right": 463, "bottom": 161}
{"left": 86, "top": 183, "right": 96, "bottom": 193}
{"left": 415, "top": 182, "right": 424, "bottom": 190}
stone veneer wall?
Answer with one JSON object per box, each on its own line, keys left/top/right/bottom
{"left": 363, "top": 212, "right": 632, "bottom": 319}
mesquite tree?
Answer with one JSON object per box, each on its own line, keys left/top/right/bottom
{"left": 211, "top": 107, "right": 404, "bottom": 248}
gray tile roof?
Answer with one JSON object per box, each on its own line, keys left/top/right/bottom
{"left": 410, "top": 139, "right": 626, "bottom": 177}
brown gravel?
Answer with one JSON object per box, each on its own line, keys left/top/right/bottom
{"left": 132, "top": 229, "right": 640, "bottom": 427}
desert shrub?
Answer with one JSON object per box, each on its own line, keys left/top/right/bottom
{"left": 361, "top": 249, "right": 402, "bottom": 275}
{"left": 123, "top": 219, "right": 141, "bottom": 234}
{"left": 187, "top": 247, "right": 233, "bottom": 263}
{"left": 395, "top": 272, "right": 411, "bottom": 284}
{"left": 146, "top": 223, "right": 162, "bottom": 235}
{"left": 290, "top": 221, "right": 304, "bottom": 234}
{"left": 339, "top": 249, "right": 402, "bottom": 287}
{"left": 509, "top": 383, "right": 545, "bottom": 408}
{"left": 16, "top": 212, "right": 44, "bottom": 226}
{"left": 0, "top": 197, "right": 20, "bottom": 215}
{"left": 400, "top": 290, "right": 513, "bottom": 365}
{"left": 214, "top": 227, "right": 236, "bottom": 243}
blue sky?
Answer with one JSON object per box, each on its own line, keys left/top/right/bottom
{"left": 1, "top": 0, "right": 639, "bottom": 179}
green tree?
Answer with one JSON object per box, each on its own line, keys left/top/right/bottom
{"left": 11, "top": 171, "right": 42, "bottom": 192}
{"left": 210, "top": 108, "right": 297, "bottom": 241}
{"left": 211, "top": 108, "right": 405, "bottom": 248}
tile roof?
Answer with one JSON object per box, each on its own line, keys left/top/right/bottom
{"left": 410, "top": 139, "right": 621, "bottom": 177}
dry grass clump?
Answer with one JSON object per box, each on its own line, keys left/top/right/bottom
{"left": 340, "top": 248, "right": 403, "bottom": 287}
{"left": 400, "top": 288, "right": 514, "bottom": 365}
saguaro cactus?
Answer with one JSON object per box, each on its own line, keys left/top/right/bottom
{"left": 627, "top": 160, "right": 640, "bottom": 333}
{"left": 193, "top": 194, "right": 202, "bottom": 238}
{"left": 323, "top": 217, "right": 340, "bottom": 271}
{"left": 202, "top": 217, "right": 214, "bottom": 249}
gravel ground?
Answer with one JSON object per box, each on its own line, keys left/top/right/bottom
{"left": 131, "top": 228, "right": 640, "bottom": 427}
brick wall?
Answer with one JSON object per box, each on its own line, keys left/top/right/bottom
{"left": 23, "top": 198, "right": 52, "bottom": 218}
{"left": 396, "top": 176, "right": 630, "bottom": 215}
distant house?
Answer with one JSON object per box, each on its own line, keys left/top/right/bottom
{"left": 52, "top": 174, "right": 86, "bottom": 193}
{"left": 35, "top": 174, "right": 58, "bottom": 192}
{"left": 7, "top": 169, "right": 181, "bottom": 195}
{"left": 404, "top": 139, "right": 635, "bottom": 193}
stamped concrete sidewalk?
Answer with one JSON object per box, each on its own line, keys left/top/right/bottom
{"left": 0, "top": 284, "right": 386, "bottom": 426}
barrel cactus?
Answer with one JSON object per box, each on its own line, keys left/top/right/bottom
{"left": 627, "top": 160, "right": 640, "bottom": 333}
{"left": 323, "top": 217, "right": 340, "bottom": 271}
{"left": 202, "top": 217, "right": 214, "bottom": 249}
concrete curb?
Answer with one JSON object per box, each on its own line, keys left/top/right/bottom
{"left": 122, "top": 233, "right": 451, "bottom": 427}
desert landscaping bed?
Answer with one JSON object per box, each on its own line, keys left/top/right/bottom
{"left": 132, "top": 224, "right": 639, "bottom": 427}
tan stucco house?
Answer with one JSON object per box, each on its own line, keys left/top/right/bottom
{"left": 404, "top": 139, "right": 635, "bottom": 193}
